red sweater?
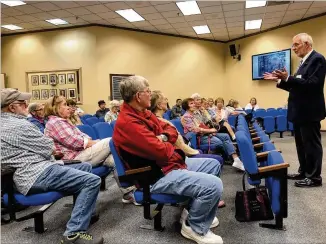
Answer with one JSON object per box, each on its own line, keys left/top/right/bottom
{"left": 113, "top": 103, "right": 187, "bottom": 178}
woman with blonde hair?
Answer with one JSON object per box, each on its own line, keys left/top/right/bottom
{"left": 104, "top": 100, "right": 120, "bottom": 123}
{"left": 245, "top": 97, "right": 260, "bottom": 111}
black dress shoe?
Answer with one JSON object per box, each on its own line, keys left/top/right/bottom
{"left": 287, "top": 173, "right": 305, "bottom": 180}
{"left": 294, "top": 178, "right": 322, "bottom": 188}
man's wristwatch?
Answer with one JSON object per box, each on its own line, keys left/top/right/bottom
{"left": 160, "top": 134, "right": 168, "bottom": 142}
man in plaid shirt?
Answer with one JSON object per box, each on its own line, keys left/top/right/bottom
{"left": 1, "top": 88, "right": 104, "bottom": 244}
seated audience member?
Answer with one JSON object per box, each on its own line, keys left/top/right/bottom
{"left": 208, "top": 97, "right": 216, "bottom": 111}
{"left": 113, "top": 76, "right": 224, "bottom": 244}
{"left": 171, "top": 98, "right": 183, "bottom": 119}
{"left": 67, "top": 99, "right": 83, "bottom": 126}
{"left": 182, "top": 98, "right": 244, "bottom": 171}
{"left": 72, "top": 98, "right": 85, "bottom": 116}
{"left": 1, "top": 88, "right": 103, "bottom": 244}
{"left": 104, "top": 100, "right": 120, "bottom": 123}
{"left": 226, "top": 99, "right": 246, "bottom": 114}
{"left": 95, "top": 100, "right": 110, "bottom": 118}
{"left": 44, "top": 96, "right": 112, "bottom": 167}
{"left": 245, "top": 97, "right": 260, "bottom": 111}
{"left": 27, "top": 103, "right": 47, "bottom": 133}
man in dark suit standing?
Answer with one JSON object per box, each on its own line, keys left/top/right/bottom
{"left": 264, "top": 33, "right": 326, "bottom": 187}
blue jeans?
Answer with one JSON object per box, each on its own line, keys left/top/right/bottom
{"left": 29, "top": 163, "right": 101, "bottom": 236}
{"left": 151, "top": 157, "right": 223, "bottom": 235}
{"left": 201, "top": 134, "right": 235, "bottom": 156}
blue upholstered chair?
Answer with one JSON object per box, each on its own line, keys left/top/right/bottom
{"left": 98, "top": 117, "right": 105, "bottom": 123}
{"left": 276, "top": 115, "right": 287, "bottom": 138}
{"left": 235, "top": 131, "right": 289, "bottom": 230}
{"left": 263, "top": 116, "right": 275, "bottom": 136}
{"left": 92, "top": 122, "right": 113, "bottom": 139}
{"left": 110, "top": 120, "right": 117, "bottom": 130}
{"left": 77, "top": 124, "right": 98, "bottom": 140}
{"left": 163, "top": 110, "right": 171, "bottom": 120}
{"left": 228, "top": 115, "right": 237, "bottom": 127}
{"left": 86, "top": 117, "right": 100, "bottom": 126}
{"left": 109, "top": 139, "right": 189, "bottom": 231}
{"left": 170, "top": 119, "right": 184, "bottom": 136}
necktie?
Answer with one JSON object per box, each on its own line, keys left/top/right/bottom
{"left": 294, "top": 60, "right": 303, "bottom": 75}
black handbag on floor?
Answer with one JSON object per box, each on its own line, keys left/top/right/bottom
{"left": 235, "top": 173, "right": 274, "bottom": 222}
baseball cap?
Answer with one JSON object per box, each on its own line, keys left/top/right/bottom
{"left": 1, "top": 88, "right": 32, "bottom": 108}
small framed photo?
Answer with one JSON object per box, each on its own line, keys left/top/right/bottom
{"left": 40, "top": 75, "right": 48, "bottom": 85}
{"left": 41, "top": 89, "right": 49, "bottom": 100}
{"left": 68, "top": 88, "right": 76, "bottom": 99}
{"left": 59, "top": 89, "right": 67, "bottom": 98}
{"left": 32, "top": 90, "right": 40, "bottom": 100}
{"left": 67, "top": 73, "right": 75, "bottom": 84}
{"left": 58, "top": 74, "right": 66, "bottom": 85}
{"left": 49, "top": 89, "right": 57, "bottom": 98}
{"left": 49, "top": 74, "right": 57, "bottom": 86}
{"left": 31, "top": 75, "right": 39, "bottom": 86}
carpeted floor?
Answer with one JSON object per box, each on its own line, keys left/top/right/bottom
{"left": 1, "top": 132, "right": 326, "bottom": 244}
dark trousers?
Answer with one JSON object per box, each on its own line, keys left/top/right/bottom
{"left": 294, "top": 121, "right": 323, "bottom": 180}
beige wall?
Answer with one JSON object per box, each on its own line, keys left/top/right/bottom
{"left": 1, "top": 26, "right": 225, "bottom": 113}
{"left": 225, "top": 15, "right": 326, "bottom": 129}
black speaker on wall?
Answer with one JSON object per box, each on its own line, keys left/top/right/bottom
{"left": 229, "top": 44, "right": 237, "bottom": 57}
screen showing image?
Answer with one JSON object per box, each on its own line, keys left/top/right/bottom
{"left": 252, "top": 49, "right": 291, "bottom": 80}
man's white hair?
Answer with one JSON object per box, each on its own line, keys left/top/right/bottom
{"left": 294, "top": 33, "right": 313, "bottom": 47}
{"left": 190, "top": 93, "right": 201, "bottom": 99}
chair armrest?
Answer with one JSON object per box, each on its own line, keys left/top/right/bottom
{"left": 256, "top": 150, "right": 282, "bottom": 162}
{"left": 252, "top": 137, "right": 260, "bottom": 142}
{"left": 258, "top": 163, "right": 290, "bottom": 173}
{"left": 125, "top": 166, "right": 152, "bottom": 175}
{"left": 251, "top": 132, "right": 258, "bottom": 138}
{"left": 253, "top": 142, "right": 264, "bottom": 149}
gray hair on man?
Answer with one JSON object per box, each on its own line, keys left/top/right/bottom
{"left": 294, "top": 33, "right": 313, "bottom": 47}
{"left": 190, "top": 93, "right": 201, "bottom": 99}
{"left": 119, "top": 75, "right": 149, "bottom": 103}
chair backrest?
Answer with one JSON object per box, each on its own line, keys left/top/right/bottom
{"left": 263, "top": 116, "right": 275, "bottom": 134}
{"left": 228, "top": 115, "right": 237, "bottom": 127}
{"left": 86, "top": 117, "right": 100, "bottom": 126}
{"left": 254, "top": 110, "right": 267, "bottom": 118}
{"left": 276, "top": 115, "right": 287, "bottom": 131}
{"left": 110, "top": 120, "right": 117, "bottom": 130}
{"left": 170, "top": 119, "right": 184, "bottom": 136}
{"left": 81, "top": 114, "right": 93, "bottom": 120}
{"left": 109, "top": 140, "right": 126, "bottom": 177}
{"left": 76, "top": 125, "right": 98, "bottom": 140}
{"left": 98, "top": 117, "right": 105, "bottom": 123}
{"left": 163, "top": 110, "right": 171, "bottom": 120}
{"left": 92, "top": 122, "right": 113, "bottom": 139}
{"left": 235, "top": 131, "right": 258, "bottom": 175}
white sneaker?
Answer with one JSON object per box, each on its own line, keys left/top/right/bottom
{"left": 122, "top": 191, "right": 141, "bottom": 206}
{"left": 181, "top": 221, "right": 223, "bottom": 244}
{"left": 232, "top": 158, "right": 245, "bottom": 171}
{"left": 180, "top": 209, "right": 219, "bottom": 228}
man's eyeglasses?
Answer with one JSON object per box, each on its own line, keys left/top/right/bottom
{"left": 11, "top": 100, "right": 27, "bottom": 106}
{"left": 138, "top": 89, "right": 152, "bottom": 95}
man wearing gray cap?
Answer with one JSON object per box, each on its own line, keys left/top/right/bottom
{"left": 1, "top": 88, "right": 104, "bottom": 244}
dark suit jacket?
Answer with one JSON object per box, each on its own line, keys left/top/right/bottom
{"left": 277, "top": 50, "right": 326, "bottom": 123}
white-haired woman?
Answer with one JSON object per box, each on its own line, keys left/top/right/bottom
{"left": 104, "top": 100, "right": 120, "bottom": 123}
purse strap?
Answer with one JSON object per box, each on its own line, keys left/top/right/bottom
{"left": 242, "top": 172, "right": 247, "bottom": 191}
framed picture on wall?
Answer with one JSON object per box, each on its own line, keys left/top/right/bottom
{"left": 49, "top": 89, "right": 57, "bottom": 98}
{"left": 59, "top": 89, "right": 66, "bottom": 98}
{"left": 40, "top": 75, "right": 48, "bottom": 85}
{"left": 49, "top": 74, "right": 57, "bottom": 86}
{"left": 32, "top": 90, "right": 40, "bottom": 100}
{"left": 58, "top": 74, "right": 66, "bottom": 85}
{"left": 41, "top": 89, "right": 49, "bottom": 100}
{"left": 67, "top": 73, "right": 75, "bottom": 84}
{"left": 68, "top": 88, "right": 76, "bottom": 99}
{"left": 31, "top": 75, "right": 39, "bottom": 86}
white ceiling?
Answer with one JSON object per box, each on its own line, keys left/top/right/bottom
{"left": 1, "top": 1, "right": 326, "bottom": 42}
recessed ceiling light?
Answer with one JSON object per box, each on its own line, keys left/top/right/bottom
{"left": 1, "top": 1, "right": 26, "bottom": 7}
{"left": 46, "top": 18, "right": 69, "bottom": 25}
{"left": 115, "top": 9, "right": 144, "bottom": 22}
{"left": 176, "top": 1, "right": 201, "bottom": 16}
{"left": 1, "top": 24, "right": 23, "bottom": 30}
{"left": 245, "top": 19, "right": 262, "bottom": 30}
{"left": 245, "top": 1, "right": 266, "bottom": 9}
{"left": 193, "top": 25, "right": 210, "bottom": 35}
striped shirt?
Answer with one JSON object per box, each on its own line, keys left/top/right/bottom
{"left": 1, "top": 112, "right": 61, "bottom": 195}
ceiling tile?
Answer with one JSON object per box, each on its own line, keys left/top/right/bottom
{"left": 1, "top": 8, "right": 24, "bottom": 16}
{"left": 14, "top": 4, "right": 43, "bottom": 14}
{"left": 225, "top": 15, "right": 244, "bottom": 23}
{"left": 138, "top": 25, "right": 158, "bottom": 32}
{"left": 226, "top": 21, "right": 243, "bottom": 28}
{"left": 166, "top": 16, "right": 186, "bottom": 24}
{"left": 261, "top": 22, "right": 280, "bottom": 30}
{"left": 32, "top": 2, "right": 61, "bottom": 11}
{"left": 265, "top": 11, "right": 285, "bottom": 19}
{"left": 127, "top": 1, "right": 152, "bottom": 8}
{"left": 197, "top": 1, "right": 221, "bottom": 8}
{"left": 198, "top": 33, "right": 214, "bottom": 39}
{"left": 288, "top": 1, "right": 312, "bottom": 10}
{"left": 77, "top": 1, "right": 100, "bottom": 7}
{"left": 108, "top": 18, "right": 130, "bottom": 25}
{"left": 187, "top": 20, "right": 208, "bottom": 26}
{"left": 209, "top": 22, "right": 227, "bottom": 29}
{"left": 29, "top": 20, "right": 58, "bottom": 28}
{"left": 227, "top": 26, "right": 244, "bottom": 32}
{"left": 134, "top": 6, "right": 158, "bottom": 14}
{"left": 206, "top": 18, "right": 225, "bottom": 25}
{"left": 150, "top": 1, "right": 173, "bottom": 6}
{"left": 48, "top": 10, "right": 75, "bottom": 18}
{"left": 266, "top": 4, "right": 290, "bottom": 13}
{"left": 1, "top": 3, "right": 8, "bottom": 8}
{"left": 149, "top": 18, "right": 169, "bottom": 25}
{"left": 262, "top": 17, "right": 282, "bottom": 24}
{"left": 131, "top": 20, "right": 152, "bottom": 27}
{"left": 1, "top": 13, "right": 8, "bottom": 18}
{"left": 17, "top": 22, "right": 38, "bottom": 29}
{"left": 222, "top": 1, "right": 243, "bottom": 5}
{"left": 184, "top": 14, "right": 205, "bottom": 21}
{"left": 114, "top": 23, "right": 135, "bottom": 29}
{"left": 85, "top": 4, "right": 111, "bottom": 14}
{"left": 224, "top": 10, "right": 244, "bottom": 18}
{"left": 215, "top": 36, "right": 229, "bottom": 41}
{"left": 79, "top": 14, "right": 103, "bottom": 21}
{"left": 153, "top": 3, "right": 179, "bottom": 12}
{"left": 2, "top": 16, "right": 22, "bottom": 24}
{"left": 286, "top": 9, "right": 308, "bottom": 16}
{"left": 200, "top": 5, "right": 223, "bottom": 14}
{"left": 204, "top": 12, "right": 224, "bottom": 20}
{"left": 153, "top": 23, "right": 174, "bottom": 30}
{"left": 245, "top": 7, "right": 266, "bottom": 15}
{"left": 245, "top": 14, "right": 264, "bottom": 21}
{"left": 176, "top": 26, "right": 195, "bottom": 34}
{"left": 105, "top": 2, "right": 130, "bottom": 11}
{"left": 245, "top": 29, "right": 260, "bottom": 35}
{"left": 97, "top": 12, "right": 120, "bottom": 19}
{"left": 162, "top": 28, "right": 179, "bottom": 34}
{"left": 171, "top": 22, "right": 189, "bottom": 28}
{"left": 310, "top": 1, "right": 326, "bottom": 8}
{"left": 142, "top": 12, "right": 164, "bottom": 20}
{"left": 62, "top": 16, "right": 89, "bottom": 24}
{"left": 160, "top": 11, "right": 183, "bottom": 18}
{"left": 15, "top": 14, "right": 39, "bottom": 22}
{"left": 30, "top": 12, "right": 56, "bottom": 20}
{"left": 304, "top": 7, "right": 326, "bottom": 18}
{"left": 66, "top": 7, "right": 92, "bottom": 16}
{"left": 222, "top": 2, "right": 244, "bottom": 12}
{"left": 91, "top": 19, "right": 112, "bottom": 25}
{"left": 211, "top": 28, "right": 228, "bottom": 34}
{"left": 53, "top": 1, "right": 80, "bottom": 9}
